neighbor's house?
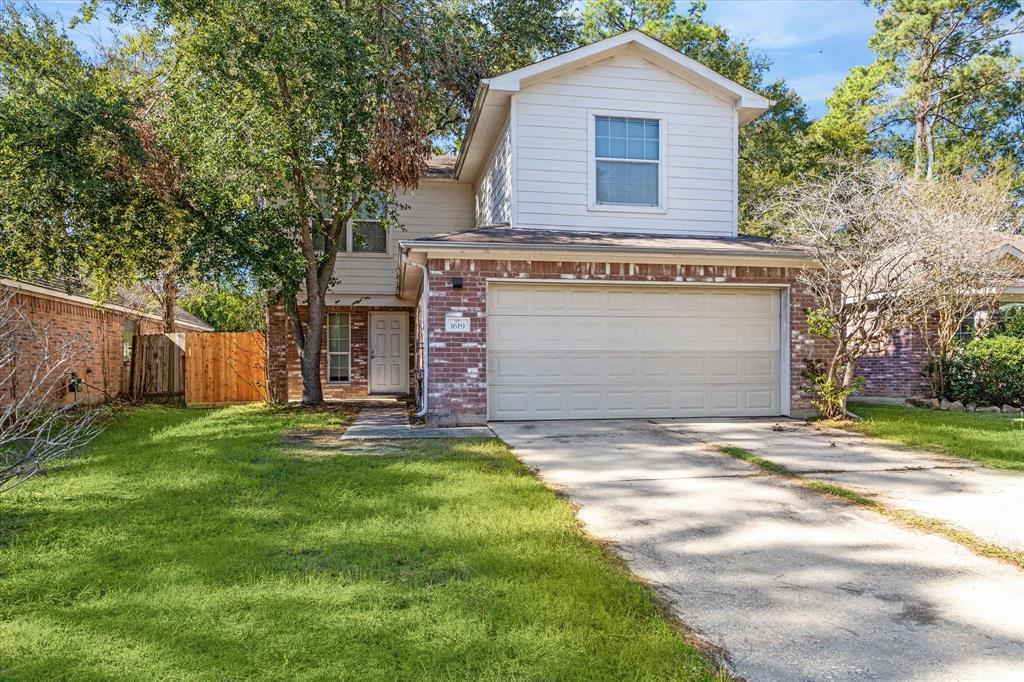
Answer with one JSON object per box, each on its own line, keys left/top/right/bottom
{"left": 267, "top": 30, "right": 834, "bottom": 423}
{"left": 1, "top": 277, "right": 212, "bottom": 406}
{"left": 857, "top": 235, "right": 1024, "bottom": 399}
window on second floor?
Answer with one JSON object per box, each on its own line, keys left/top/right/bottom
{"left": 311, "top": 190, "right": 388, "bottom": 254}
{"left": 594, "top": 115, "right": 660, "bottom": 207}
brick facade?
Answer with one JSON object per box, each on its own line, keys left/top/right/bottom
{"left": 855, "top": 327, "right": 932, "bottom": 398}
{"left": 423, "top": 258, "right": 830, "bottom": 424}
{"left": 3, "top": 287, "right": 172, "bottom": 407}
{"left": 266, "top": 303, "right": 415, "bottom": 402}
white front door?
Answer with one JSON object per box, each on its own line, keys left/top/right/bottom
{"left": 369, "top": 312, "right": 409, "bottom": 394}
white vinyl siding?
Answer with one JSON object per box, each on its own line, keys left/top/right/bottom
{"left": 475, "top": 121, "right": 512, "bottom": 226}
{"left": 513, "top": 53, "right": 737, "bottom": 236}
{"left": 329, "top": 180, "right": 475, "bottom": 302}
{"left": 487, "top": 283, "right": 781, "bottom": 420}
{"left": 327, "top": 313, "right": 351, "bottom": 382}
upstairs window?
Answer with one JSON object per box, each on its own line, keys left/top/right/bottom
{"left": 594, "top": 115, "right": 660, "bottom": 207}
{"left": 352, "top": 204, "right": 387, "bottom": 253}
{"left": 311, "top": 191, "right": 388, "bottom": 254}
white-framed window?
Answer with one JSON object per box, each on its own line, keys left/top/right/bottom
{"left": 327, "top": 313, "right": 351, "bottom": 383}
{"left": 311, "top": 191, "right": 388, "bottom": 254}
{"left": 590, "top": 114, "right": 664, "bottom": 210}
{"left": 352, "top": 205, "right": 387, "bottom": 253}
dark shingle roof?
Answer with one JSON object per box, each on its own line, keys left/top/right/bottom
{"left": 402, "top": 226, "right": 810, "bottom": 257}
{"left": 423, "top": 155, "right": 458, "bottom": 178}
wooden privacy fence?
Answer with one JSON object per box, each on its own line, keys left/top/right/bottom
{"left": 184, "top": 331, "right": 268, "bottom": 405}
{"left": 129, "top": 333, "right": 185, "bottom": 402}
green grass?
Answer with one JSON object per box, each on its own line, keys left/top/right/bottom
{"left": 713, "top": 445, "right": 796, "bottom": 477}
{"left": 842, "top": 402, "right": 1024, "bottom": 471}
{"left": 0, "top": 405, "right": 718, "bottom": 681}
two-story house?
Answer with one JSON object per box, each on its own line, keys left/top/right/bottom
{"left": 266, "top": 31, "right": 824, "bottom": 424}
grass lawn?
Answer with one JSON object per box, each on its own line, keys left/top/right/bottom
{"left": 844, "top": 402, "right": 1024, "bottom": 471}
{"left": 0, "top": 405, "right": 717, "bottom": 681}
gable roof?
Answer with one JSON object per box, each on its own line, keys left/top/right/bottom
{"left": 455, "top": 30, "right": 773, "bottom": 182}
{"left": 486, "top": 30, "right": 771, "bottom": 119}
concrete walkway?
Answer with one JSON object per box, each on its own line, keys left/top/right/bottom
{"left": 341, "top": 406, "right": 493, "bottom": 439}
{"left": 490, "top": 419, "right": 1024, "bottom": 682}
{"left": 658, "top": 418, "right": 1024, "bottom": 552}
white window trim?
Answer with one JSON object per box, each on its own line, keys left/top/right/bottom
{"left": 587, "top": 108, "right": 668, "bottom": 215}
{"left": 314, "top": 217, "right": 392, "bottom": 257}
{"left": 346, "top": 217, "right": 391, "bottom": 257}
{"left": 326, "top": 312, "right": 352, "bottom": 384}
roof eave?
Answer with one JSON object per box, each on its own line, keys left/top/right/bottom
{"left": 453, "top": 81, "right": 490, "bottom": 181}
{"left": 399, "top": 239, "right": 813, "bottom": 265}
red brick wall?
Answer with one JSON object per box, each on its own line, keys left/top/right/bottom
{"left": 266, "top": 303, "right": 415, "bottom": 402}
{"left": 2, "top": 287, "right": 174, "bottom": 407}
{"left": 423, "top": 258, "right": 830, "bottom": 423}
{"left": 855, "top": 326, "right": 931, "bottom": 398}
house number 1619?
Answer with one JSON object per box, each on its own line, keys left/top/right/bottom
{"left": 445, "top": 316, "right": 472, "bottom": 333}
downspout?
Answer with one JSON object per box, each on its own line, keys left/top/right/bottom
{"left": 409, "top": 260, "right": 430, "bottom": 418}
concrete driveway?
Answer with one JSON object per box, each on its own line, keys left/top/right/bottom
{"left": 658, "top": 418, "right": 1024, "bottom": 552}
{"left": 490, "top": 419, "right": 1024, "bottom": 682}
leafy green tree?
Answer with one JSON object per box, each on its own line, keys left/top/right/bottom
{"left": 433, "top": 0, "right": 578, "bottom": 136}
{"left": 0, "top": 4, "right": 169, "bottom": 296}
{"left": 92, "top": 0, "right": 464, "bottom": 404}
{"left": 179, "top": 279, "right": 267, "bottom": 332}
{"left": 580, "top": 0, "right": 812, "bottom": 234}
{"left": 0, "top": 5, "right": 221, "bottom": 330}
{"left": 869, "top": 0, "right": 1023, "bottom": 179}
{"left": 816, "top": 0, "right": 1024, "bottom": 194}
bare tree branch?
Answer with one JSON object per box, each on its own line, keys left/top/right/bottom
{"left": 0, "top": 287, "right": 102, "bottom": 493}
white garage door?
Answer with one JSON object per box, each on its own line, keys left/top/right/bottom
{"left": 487, "top": 283, "right": 783, "bottom": 420}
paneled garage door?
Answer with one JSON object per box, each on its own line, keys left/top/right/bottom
{"left": 487, "top": 282, "right": 784, "bottom": 420}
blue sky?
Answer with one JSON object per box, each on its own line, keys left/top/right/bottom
{"left": 32, "top": 0, "right": 1024, "bottom": 119}
{"left": 703, "top": 0, "right": 879, "bottom": 117}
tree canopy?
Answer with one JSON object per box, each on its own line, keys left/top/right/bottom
{"left": 0, "top": 4, "right": 170, "bottom": 295}
{"left": 812, "top": 0, "right": 1024, "bottom": 195}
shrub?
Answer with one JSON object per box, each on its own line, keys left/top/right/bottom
{"left": 997, "top": 307, "right": 1024, "bottom": 339}
{"left": 948, "top": 336, "right": 1024, "bottom": 407}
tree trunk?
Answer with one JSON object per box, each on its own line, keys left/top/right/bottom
{"left": 161, "top": 268, "right": 178, "bottom": 333}
{"left": 300, "top": 291, "right": 325, "bottom": 405}
{"left": 837, "top": 361, "right": 857, "bottom": 419}
{"left": 925, "top": 114, "right": 935, "bottom": 180}
{"left": 913, "top": 101, "right": 928, "bottom": 178}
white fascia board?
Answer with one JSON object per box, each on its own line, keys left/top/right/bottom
{"left": 486, "top": 31, "right": 771, "bottom": 115}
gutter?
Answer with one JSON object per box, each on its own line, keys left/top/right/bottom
{"left": 407, "top": 261, "right": 431, "bottom": 418}
{"left": 452, "top": 81, "right": 490, "bottom": 181}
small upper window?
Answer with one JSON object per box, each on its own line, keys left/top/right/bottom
{"left": 352, "top": 204, "right": 387, "bottom": 253}
{"left": 310, "top": 192, "right": 387, "bottom": 253}
{"left": 594, "top": 116, "right": 660, "bottom": 207}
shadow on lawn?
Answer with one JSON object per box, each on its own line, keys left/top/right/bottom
{"left": 2, "top": 408, "right": 710, "bottom": 680}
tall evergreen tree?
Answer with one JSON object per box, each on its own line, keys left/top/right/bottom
{"left": 814, "top": 0, "right": 1024, "bottom": 194}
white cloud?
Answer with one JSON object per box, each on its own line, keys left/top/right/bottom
{"left": 704, "top": 0, "right": 877, "bottom": 50}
